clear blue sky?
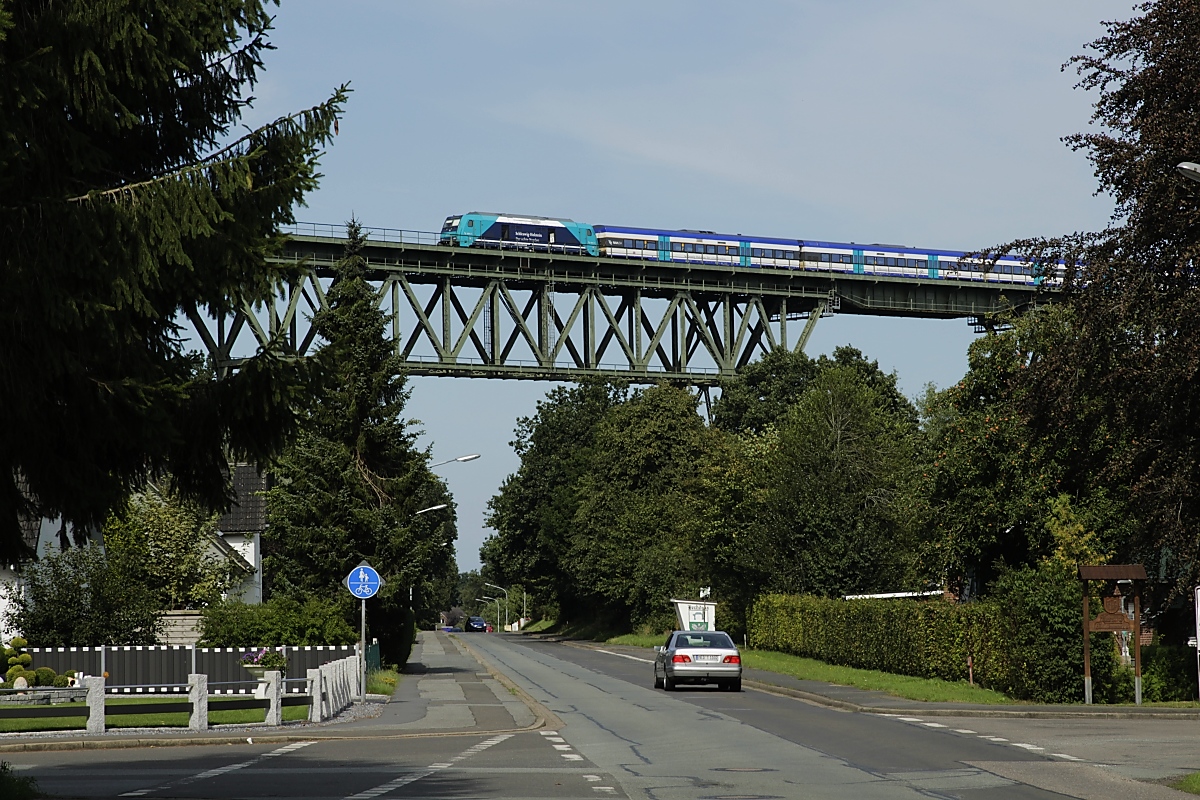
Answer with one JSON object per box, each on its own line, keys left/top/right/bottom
{"left": 240, "top": 1, "right": 1126, "bottom": 572}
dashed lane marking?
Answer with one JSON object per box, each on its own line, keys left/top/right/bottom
{"left": 342, "top": 734, "right": 512, "bottom": 800}
{"left": 120, "top": 741, "right": 316, "bottom": 797}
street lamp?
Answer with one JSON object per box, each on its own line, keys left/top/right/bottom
{"left": 1177, "top": 162, "right": 1200, "bottom": 183}
{"left": 485, "top": 583, "right": 509, "bottom": 631}
{"left": 479, "top": 596, "right": 499, "bottom": 629}
{"left": 430, "top": 453, "right": 481, "bottom": 469}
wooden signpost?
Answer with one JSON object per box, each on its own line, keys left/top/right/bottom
{"left": 1079, "top": 564, "right": 1147, "bottom": 705}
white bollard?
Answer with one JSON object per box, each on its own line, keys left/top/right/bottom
{"left": 84, "top": 676, "right": 105, "bottom": 734}
{"left": 264, "top": 670, "right": 282, "bottom": 726}
{"left": 188, "top": 673, "right": 208, "bottom": 732}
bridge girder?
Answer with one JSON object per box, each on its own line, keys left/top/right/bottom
{"left": 191, "top": 231, "right": 1044, "bottom": 385}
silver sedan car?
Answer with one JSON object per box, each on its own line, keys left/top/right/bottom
{"left": 653, "top": 630, "right": 742, "bottom": 692}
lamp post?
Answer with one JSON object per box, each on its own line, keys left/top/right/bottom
{"left": 430, "top": 453, "right": 481, "bottom": 469}
{"left": 480, "top": 596, "right": 498, "bottom": 630}
{"left": 485, "top": 583, "right": 509, "bottom": 631}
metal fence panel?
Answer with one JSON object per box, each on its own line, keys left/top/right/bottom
{"left": 27, "top": 645, "right": 357, "bottom": 694}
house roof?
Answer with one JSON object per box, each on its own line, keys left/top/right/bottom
{"left": 216, "top": 464, "right": 271, "bottom": 534}
{"left": 1078, "top": 564, "right": 1148, "bottom": 581}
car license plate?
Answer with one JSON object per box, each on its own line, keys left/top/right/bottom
{"left": 694, "top": 655, "right": 719, "bottom": 663}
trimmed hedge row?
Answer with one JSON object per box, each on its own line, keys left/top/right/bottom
{"left": 748, "top": 593, "right": 1005, "bottom": 685}
{"left": 748, "top": 567, "right": 1128, "bottom": 704}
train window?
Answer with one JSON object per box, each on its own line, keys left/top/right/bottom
{"left": 706, "top": 245, "right": 717, "bottom": 254}
{"left": 623, "top": 239, "right": 633, "bottom": 248}
{"left": 467, "top": 219, "right": 474, "bottom": 227}
{"left": 672, "top": 242, "right": 683, "bottom": 252}
{"left": 751, "top": 248, "right": 761, "bottom": 257}
{"left": 820, "top": 253, "right": 830, "bottom": 262}
{"left": 586, "top": 230, "right": 592, "bottom": 237}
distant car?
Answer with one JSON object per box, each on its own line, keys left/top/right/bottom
{"left": 654, "top": 630, "right": 742, "bottom": 692}
{"left": 465, "top": 616, "right": 488, "bottom": 632}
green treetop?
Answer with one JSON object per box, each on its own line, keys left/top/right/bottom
{"left": 0, "top": 0, "right": 348, "bottom": 560}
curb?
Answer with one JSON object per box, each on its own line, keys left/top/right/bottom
{"left": 453, "top": 635, "right": 565, "bottom": 731}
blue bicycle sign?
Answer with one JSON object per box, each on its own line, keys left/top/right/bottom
{"left": 345, "top": 564, "right": 382, "bottom": 599}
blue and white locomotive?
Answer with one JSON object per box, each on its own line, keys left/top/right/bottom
{"left": 441, "top": 212, "right": 1044, "bottom": 286}
{"left": 440, "top": 212, "right": 598, "bottom": 256}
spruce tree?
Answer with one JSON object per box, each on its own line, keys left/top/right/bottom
{"left": 0, "top": 0, "right": 349, "bottom": 559}
{"left": 264, "top": 221, "right": 457, "bottom": 660}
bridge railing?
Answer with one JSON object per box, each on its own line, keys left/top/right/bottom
{"left": 280, "top": 223, "right": 1045, "bottom": 286}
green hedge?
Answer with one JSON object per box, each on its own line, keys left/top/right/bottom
{"left": 748, "top": 564, "right": 1133, "bottom": 703}
{"left": 199, "top": 597, "right": 357, "bottom": 646}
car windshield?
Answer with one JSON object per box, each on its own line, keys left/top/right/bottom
{"left": 674, "top": 633, "right": 734, "bottom": 649}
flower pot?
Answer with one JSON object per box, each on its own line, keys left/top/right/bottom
{"left": 242, "top": 664, "right": 270, "bottom": 680}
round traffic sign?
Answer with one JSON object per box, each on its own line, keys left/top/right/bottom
{"left": 346, "top": 564, "right": 382, "bottom": 599}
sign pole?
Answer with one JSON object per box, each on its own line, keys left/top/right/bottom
{"left": 361, "top": 598, "right": 367, "bottom": 705}
{"left": 1195, "top": 586, "right": 1200, "bottom": 703}
{"left": 343, "top": 561, "right": 383, "bottom": 706}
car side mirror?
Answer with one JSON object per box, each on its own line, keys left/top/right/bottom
{"left": 654, "top": 646, "right": 663, "bottom": 653}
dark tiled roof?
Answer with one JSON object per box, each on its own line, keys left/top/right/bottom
{"left": 216, "top": 464, "right": 271, "bottom": 533}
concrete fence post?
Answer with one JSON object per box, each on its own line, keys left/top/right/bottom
{"left": 84, "top": 676, "right": 105, "bottom": 734}
{"left": 264, "top": 670, "right": 282, "bottom": 727}
{"left": 306, "top": 668, "right": 322, "bottom": 723}
{"left": 188, "top": 673, "right": 208, "bottom": 732}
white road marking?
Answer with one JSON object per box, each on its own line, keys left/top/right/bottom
{"left": 980, "top": 736, "right": 1008, "bottom": 742}
{"left": 593, "top": 788, "right": 617, "bottom": 794}
{"left": 583, "top": 775, "right": 602, "bottom": 781}
{"left": 897, "top": 717, "right": 923, "bottom": 722}
{"left": 120, "top": 741, "right": 316, "bottom": 796}
{"left": 594, "top": 648, "right": 655, "bottom": 664}
{"left": 1051, "top": 753, "right": 1084, "bottom": 761}
{"left": 552, "top": 744, "right": 572, "bottom": 751}
{"left": 921, "top": 722, "right": 948, "bottom": 728}
{"left": 953, "top": 729, "right": 976, "bottom": 734}
{"left": 546, "top": 736, "right": 566, "bottom": 742}
{"left": 563, "top": 754, "right": 584, "bottom": 761}
{"left": 343, "top": 734, "right": 513, "bottom": 800}
{"left": 540, "top": 730, "right": 558, "bottom": 735}
{"left": 1012, "top": 743, "right": 1044, "bottom": 751}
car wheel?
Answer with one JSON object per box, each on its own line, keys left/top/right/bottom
{"left": 663, "top": 675, "right": 676, "bottom": 692}
{"left": 654, "top": 671, "right": 664, "bottom": 690}
{"left": 729, "top": 679, "right": 741, "bottom": 692}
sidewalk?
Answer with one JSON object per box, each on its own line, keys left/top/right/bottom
{"left": 560, "top": 637, "right": 1200, "bottom": 720}
{"left": 0, "top": 631, "right": 547, "bottom": 753}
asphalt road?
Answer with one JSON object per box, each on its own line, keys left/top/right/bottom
{"left": 11, "top": 633, "right": 1200, "bottom": 799}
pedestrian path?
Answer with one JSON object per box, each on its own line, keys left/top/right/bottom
{"left": 328, "top": 631, "right": 535, "bottom": 735}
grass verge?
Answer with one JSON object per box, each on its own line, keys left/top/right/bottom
{"left": 0, "top": 697, "right": 308, "bottom": 733}
{"left": 367, "top": 669, "right": 400, "bottom": 696}
{"left": 0, "top": 761, "right": 39, "bottom": 800}
{"left": 1172, "top": 773, "right": 1200, "bottom": 794}
{"left": 606, "top": 633, "right": 666, "bottom": 648}
{"left": 521, "top": 618, "right": 555, "bottom": 633}
{"left": 742, "top": 650, "right": 1013, "bottom": 704}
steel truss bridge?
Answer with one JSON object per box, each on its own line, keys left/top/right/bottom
{"left": 191, "top": 223, "right": 1044, "bottom": 386}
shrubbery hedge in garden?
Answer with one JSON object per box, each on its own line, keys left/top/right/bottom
{"left": 748, "top": 563, "right": 1138, "bottom": 703}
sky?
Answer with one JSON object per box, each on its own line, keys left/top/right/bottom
{"left": 239, "top": 0, "right": 1129, "bottom": 572}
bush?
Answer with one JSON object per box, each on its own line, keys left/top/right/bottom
{"left": 0, "top": 761, "right": 39, "bottom": 800}
{"left": 33, "top": 667, "right": 56, "bottom": 687}
{"left": 51, "top": 674, "right": 70, "bottom": 688}
{"left": 199, "top": 597, "right": 357, "bottom": 646}
{"left": 749, "top": 562, "right": 1132, "bottom": 703}
{"left": 1142, "top": 645, "right": 1198, "bottom": 702}
{"left": 3, "top": 544, "right": 161, "bottom": 645}
{"left": 4, "top": 665, "right": 23, "bottom": 683}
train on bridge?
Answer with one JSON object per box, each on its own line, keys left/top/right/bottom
{"left": 439, "top": 212, "right": 1048, "bottom": 287}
